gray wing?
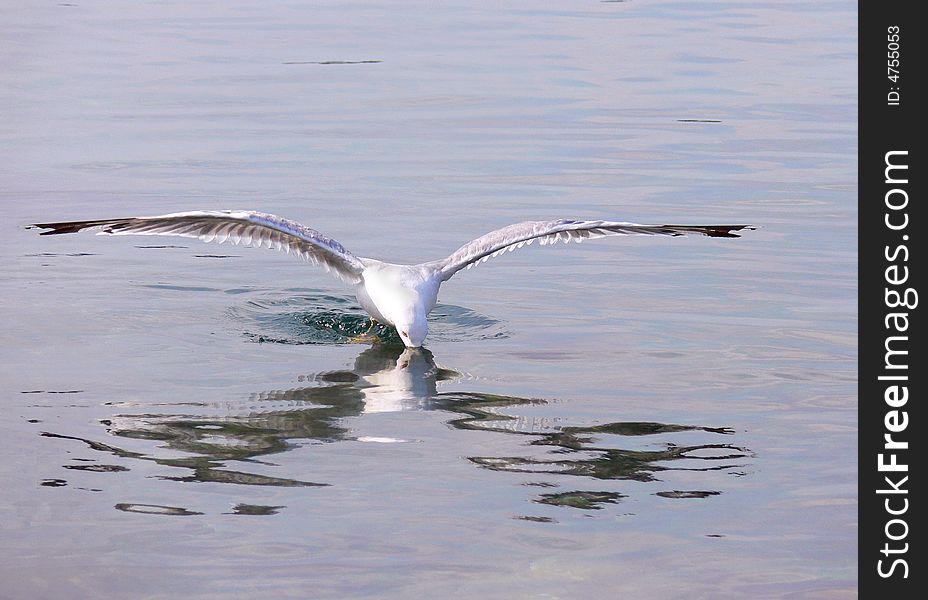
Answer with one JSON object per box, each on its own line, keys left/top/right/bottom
{"left": 436, "top": 219, "right": 753, "bottom": 281}
{"left": 31, "top": 210, "right": 366, "bottom": 284}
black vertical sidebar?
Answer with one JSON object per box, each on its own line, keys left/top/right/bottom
{"left": 860, "top": 2, "right": 922, "bottom": 596}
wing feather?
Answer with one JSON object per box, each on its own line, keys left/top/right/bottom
{"left": 31, "top": 210, "right": 366, "bottom": 284}
{"left": 436, "top": 219, "right": 753, "bottom": 281}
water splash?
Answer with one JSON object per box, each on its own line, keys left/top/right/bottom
{"left": 228, "top": 290, "right": 509, "bottom": 345}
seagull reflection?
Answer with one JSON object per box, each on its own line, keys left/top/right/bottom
{"left": 311, "top": 344, "right": 459, "bottom": 413}
{"left": 41, "top": 343, "right": 751, "bottom": 513}
{"left": 44, "top": 344, "right": 459, "bottom": 488}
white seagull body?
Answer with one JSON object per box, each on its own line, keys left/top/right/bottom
{"left": 32, "top": 211, "right": 752, "bottom": 347}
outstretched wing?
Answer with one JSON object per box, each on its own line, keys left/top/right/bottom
{"left": 31, "top": 210, "right": 366, "bottom": 284}
{"left": 436, "top": 219, "right": 753, "bottom": 281}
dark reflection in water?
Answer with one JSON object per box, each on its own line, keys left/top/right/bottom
{"left": 41, "top": 343, "right": 750, "bottom": 514}
{"left": 283, "top": 60, "right": 383, "bottom": 65}
{"left": 63, "top": 464, "right": 129, "bottom": 472}
{"left": 468, "top": 419, "right": 746, "bottom": 483}
{"left": 656, "top": 490, "right": 722, "bottom": 499}
{"left": 536, "top": 491, "right": 625, "bottom": 510}
{"left": 225, "top": 503, "right": 286, "bottom": 516}
{"left": 115, "top": 503, "right": 204, "bottom": 516}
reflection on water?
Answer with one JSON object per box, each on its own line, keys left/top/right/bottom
{"left": 115, "top": 503, "right": 204, "bottom": 516}
{"left": 536, "top": 491, "right": 625, "bottom": 510}
{"left": 225, "top": 503, "right": 286, "bottom": 516}
{"left": 41, "top": 343, "right": 750, "bottom": 515}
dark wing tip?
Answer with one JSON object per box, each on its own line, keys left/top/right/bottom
{"left": 29, "top": 219, "right": 126, "bottom": 235}
{"left": 29, "top": 221, "right": 86, "bottom": 235}
{"left": 661, "top": 224, "right": 756, "bottom": 238}
{"left": 702, "top": 225, "right": 756, "bottom": 238}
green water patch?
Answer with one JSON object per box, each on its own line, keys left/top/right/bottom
{"left": 229, "top": 291, "right": 508, "bottom": 345}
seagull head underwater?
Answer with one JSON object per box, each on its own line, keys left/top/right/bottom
{"left": 31, "top": 211, "right": 753, "bottom": 348}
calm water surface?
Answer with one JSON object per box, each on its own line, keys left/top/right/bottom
{"left": 1, "top": 1, "right": 856, "bottom": 598}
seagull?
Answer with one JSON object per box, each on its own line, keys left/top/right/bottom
{"left": 32, "top": 211, "right": 752, "bottom": 347}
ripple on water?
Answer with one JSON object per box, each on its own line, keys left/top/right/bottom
{"left": 535, "top": 491, "right": 625, "bottom": 510}
{"left": 228, "top": 291, "right": 509, "bottom": 345}
{"left": 225, "top": 504, "right": 286, "bottom": 516}
{"left": 36, "top": 343, "right": 750, "bottom": 516}
{"left": 114, "top": 503, "right": 204, "bottom": 516}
